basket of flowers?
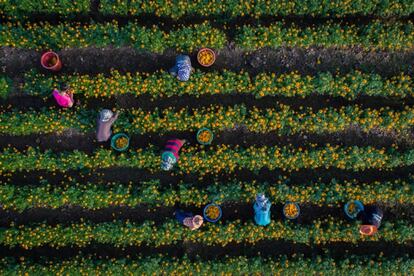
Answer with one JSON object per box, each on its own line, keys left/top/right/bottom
{"left": 197, "top": 48, "right": 216, "bottom": 67}
{"left": 203, "top": 203, "right": 222, "bottom": 223}
{"left": 111, "top": 133, "right": 130, "bottom": 152}
{"left": 283, "top": 202, "right": 300, "bottom": 219}
{"left": 344, "top": 200, "right": 364, "bottom": 219}
{"left": 196, "top": 127, "right": 213, "bottom": 145}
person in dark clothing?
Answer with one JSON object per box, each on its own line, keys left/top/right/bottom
{"left": 356, "top": 205, "right": 383, "bottom": 236}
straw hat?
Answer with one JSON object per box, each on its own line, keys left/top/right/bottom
{"left": 100, "top": 109, "right": 113, "bottom": 122}
{"left": 192, "top": 215, "right": 204, "bottom": 228}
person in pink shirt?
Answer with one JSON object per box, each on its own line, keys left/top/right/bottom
{"left": 52, "top": 84, "right": 74, "bottom": 108}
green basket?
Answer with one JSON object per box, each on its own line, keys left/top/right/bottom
{"left": 196, "top": 127, "right": 213, "bottom": 145}
{"left": 111, "top": 133, "right": 130, "bottom": 152}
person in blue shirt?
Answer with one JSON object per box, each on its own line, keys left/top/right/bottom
{"left": 169, "top": 55, "right": 193, "bottom": 82}
{"left": 253, "top": 193, "right": 271, "bottom": 226}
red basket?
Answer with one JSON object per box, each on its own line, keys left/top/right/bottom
{"left": 41, "top": 51, "right": 62, "bottom": 71}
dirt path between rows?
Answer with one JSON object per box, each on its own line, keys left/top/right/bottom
{"left": 1, "top": 166, "right": 413, "bottom": 189}
{"left": 0, "top": 202, "right": 412, "bottom": 226}
{"left": 0, "top": 127, "right": 412, "bottom": 153}
{"left": 2, "top": 46, "right": 413, "bottom": 77}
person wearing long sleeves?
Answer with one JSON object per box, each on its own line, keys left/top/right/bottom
{"left": 161, "top": 138, "right": 186, "bottom": 171}
{"left": 96, "top": 109, "right": 119, "bottom": 142}
{"left": 254, "top": 193, "right": 271, "bottom": 226}
{"left": 169, "top": 55, "right": 193, "bottom": 82}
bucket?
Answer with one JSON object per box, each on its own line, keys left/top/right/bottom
{"left": 344, "top": 200, "right": 364, "bottom": 219}
{"left": 203, "top": 203, "right": 222, "bottom": 223}
{"left": 41, "top": 51, "right": 62, "bottom": 71}
{"left": 196, "top": 127, "right": 213, "bottom": 145}
{"left": 283, "top": 202, "right": 300, "bottom": 219}
{"left": 111, "top": 133, "right": 130, "bottom": 152}
{"left": 197, "top": 48, "right": 216, "bottom": 67}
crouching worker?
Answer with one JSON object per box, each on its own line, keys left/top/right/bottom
{"left": 161, "top": 139, "right": 186, "bottom": 171}
{"left": 96, "top": 109, "right": 119, "bottom": 142}
{"left": 52, "top": 84, "right": 74, "bottom": 108}
{"left": 169, "top": 55, "right": 193, "bottom": 82}
{"left": 357, "top": 205, "right": 383, "bottom": 236}
{"left": 175, "top": 210, "right": 203, "bottom": 230}
{"left": 254, "top": 193, "right": 271, "bottom": 226}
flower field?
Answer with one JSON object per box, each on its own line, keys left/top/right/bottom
{"left": 1, "top": 1, "right": 413, "bottom": 274}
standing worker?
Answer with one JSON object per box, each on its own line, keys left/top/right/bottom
{"left": 52, "top": 84, "right": 74, "bottom": 108}
{"left": 161, "top": 138, "right": 186, "bottom": 171}
{"left": 357, "top": 205, "right": 383, "bottom": 236}
{"left": 254, "top": 193, "right": 271, "bottom": 226}
{"left": 96, "top": 109, "right": 119, "bottom": 142}
{"left": 169, "top": 55, "right": 193, "bottom": 82}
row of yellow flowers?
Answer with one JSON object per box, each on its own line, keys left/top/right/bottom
{"left": 99, "top": 0, "right": 414, "bottom": 18}
{"left": 22, "top": 69, "right": 414, "bottom": 100}
{"left": 2, "top": 20, "right": 413, "bottom": 51}
{"left": 0, "top": 145, "right": 412, "bottom": 176}
{"left": 1, "top": 105, "right": 413, "bottom": 136}
{"left": 1, "top": 217, "right": 413, "bottom": 249}
{"left": 1, "top": 255, "right": 413, "bottom": 275}
{"left": 0, "top": 178, "right": 412, "bottom": 212}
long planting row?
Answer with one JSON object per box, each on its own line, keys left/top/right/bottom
{"left": 16, "top": 70, "right": 414, "bottom": 100}
{"left": 1, "top": 105, "right": 413, "bottom": 136}
{"left": 2, "top": 255, "right": 414, "bottom": 275}
{"left": 0, "top": 0, "right": 90, "bottom": 19}
{"left": 2, "top": 20, "right": 414, "bottom": 51}
{"left": 1, "top": 218, "right": 413, "bottom": 249}
{"left": 1, "top": 145, "right": 413, "bottom": 175}
{"left": 0, "top": 178, "right": 412, "bottom": 212}
{"left": 3, "top": 255, "right": 414, "bottom": 275}
{"left": 99, "top": 0, "right": 414, "bottom": 18}
{"left": 2, "top": 0, "right": 414, "bottom": 19}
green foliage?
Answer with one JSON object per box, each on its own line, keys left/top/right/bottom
{"left": 1, "top": 104, "right": 413, "bottom": 136}
{"left": 0, "top": 145, "right": 413, "bottom": 176}
{"left": 0, "top": 178, "right": 413, "bottom": 212}
{"left": 99, "top": 0, "right": 414, "bottom": 18}
{"left": 2, "top": 21, "right": 413, "bottom": 51}
{"left": 1, "top": 218, "right": 413, "bottom": 249}
{"left": 20, "top": 69, "right": 414, "bottom": 100}
{"left": 0, "top": 76, "right": 12, "bottom": 99}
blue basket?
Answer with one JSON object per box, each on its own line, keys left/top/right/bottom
{"left": 344, "top": 200, "right": 364, "bottom": 219}
{"left": 111, "top": 133, "right": 130, "bottom": 152}
{"left": 283, "top": 202, "right": 300, "bottom": 219}
{"left": 203, "top": 203, "right": 222, "bottom": 223}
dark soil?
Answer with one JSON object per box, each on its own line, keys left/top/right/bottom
{"left": 0, "top": 202, "right": 412, "bottom": 227}
{"left": 1, "top": 126, "right": 412, "bottom": 153}
{"left": 2, "top": 46, "right": 413, "bottom": 77}
{"left": 2, "top": 93, "right": 414, "bottom": 112}
{"left": 1, "top": 165, "right": 413, "bottom": 189}
{"left": 1, "top": 241, "right": 412, "bottom": 261}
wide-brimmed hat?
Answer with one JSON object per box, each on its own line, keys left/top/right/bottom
{"left": 192, "top": 215, "right": 203, "bottom": 228}
{"left": 100, "top": 109, "right": 113, "bottom": 122}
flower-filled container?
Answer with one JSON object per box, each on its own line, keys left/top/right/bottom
{"left": 111, "top": 133, "right": 130, "bottom": 152}
{"left": 197, "top": 48, "right": 216, "bottom": 67}
{"left": 203, "top": 203, "right": 222, "bottom": 223}
{"left": 196, "top": 127, "right": 213, "bottom": 145}
{"left": 283, "top": 202, "right": 300, "bottom": 219}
